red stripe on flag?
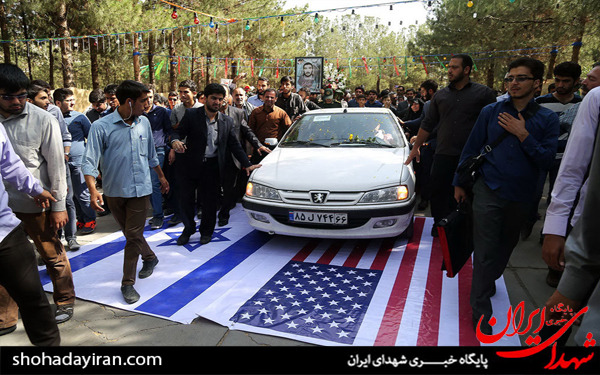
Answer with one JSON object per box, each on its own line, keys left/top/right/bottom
{"left": 343, "top": 240, "right": 368, "bottom": 268}
{"left": 317, "top": 240, "right": 344, "bottom": 264}
{"left": 292, "top": 239, "right": 320, "bottom": 262}
{"left": 369, "top": 237, "right": 397, "bottom": 271}
{"left": 374, "top": 217, "right": 426, "bottom": 345}
{"left": 416, "top": 236, "right": 444, "bottom": 346}
{"left": 459, "top": 256, "right": 480, "bottom": 346}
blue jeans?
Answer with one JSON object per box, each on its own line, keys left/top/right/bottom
{"left": 149, "top": 147, "right": 166, "bottom": 219}
{"left": 68, "top": 162, "right": 96, "bottom": 223}
{"left": 63, "top": 161, "right": 77, "bottom": 241}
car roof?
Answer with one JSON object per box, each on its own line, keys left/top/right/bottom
{"left": 302, "top": 108, "right": 395, "bottom": 115}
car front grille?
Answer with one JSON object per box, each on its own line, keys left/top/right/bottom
{"left": 278, "top": 190, "right": 363, "bottom": 206}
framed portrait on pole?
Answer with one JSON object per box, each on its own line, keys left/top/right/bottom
{"left": 295, "top": 57, "right": 323, "bottom": 93}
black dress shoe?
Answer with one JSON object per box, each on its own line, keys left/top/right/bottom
{"left": 200, "top": 235, "right": 212, "bottom": 245}
{"left": 0, "top": 325, "right": 16, "bottom": 336}
{"left": 218, "top": 218, "right": 229, "bottom": 227}
{"left": 177, "top": 233, "right": 191, "bottom": 246}
{"left": 139, "top": 257, "right": 159, "bottom": 279}
{"left": 472, "top": 314, "right": 492, "bottom": 336}
{"left": 121, "top": 285, "right": 140, "bottom": 304}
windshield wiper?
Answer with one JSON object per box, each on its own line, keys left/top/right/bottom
{"left": 331, "top": 140, "right": 395, "bottom": 148}
{"left": 280, "top": 140, "right": 330, "bottom": 147}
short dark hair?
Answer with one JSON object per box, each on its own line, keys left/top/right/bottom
{"left": 452, "top": 54, "right": 474, "bottom": 72}
{"left": 0, "top": 63, "right": 30, "bottom": 93}
{"left": 196, "top": 90, "right": 204, "bottom": 100}
{"left": 168, "top": 91, "right": 178, "bottom": 98}
{"left": 396, "top": 85, "right": 405, "bottom": 91}
{"left": 508, "top": 57, "right": 545, "bottom": 81}
{"left": 297, "top": 87, "right": 310, "bottom": 95}
{"left": 355, "top": 85, "right": 365, "bottom": 92}
{"left": 257, "top": 76, "right": 269, "bottom": 83}
{"left": 280, "top": 75, "right": 293, "bottom": 85}
{"left": 30, "top": 79, "right": 51, "bottom": 91}
{"left": 104, "top": 84, "right": 118, "bottom": 95}
{"left": 53, "top": 88, "right": 74, "bottom": 103}
{"left": 115, "top": 80, "right": 150, "bottom": 105}
{"left": 178, "top": 79, "right": 197, "bottom": 92}
{"left": 27, "top": 84, "right": 46, "bottom": 100}
{"left": 553, "top": 61, "right": 582, "bottom": 81}
{"left": 367, "top": 89, "right": 378, "bottom": 96}
{"left": 264, "top": 88, "right": 278, "bottom": 96}
{"left": 405, "top": 88, "right": 415, "bottom": 94}
{"left": 420, "top": 79, "right": 438, "bottom": 93}
{"left": 356, "top": 94, "right": 366, "bottom": 100}
{"left": 88, "top": 89, "right": 105, "bottom": 104}
{"left": 146, "top": 83, "right": 158, "bottom": 93}
{"left": 203, "top": 83, "right": 226, "bottom": 98}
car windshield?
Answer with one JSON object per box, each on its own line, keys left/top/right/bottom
{"left": 279, "top": 112, "right": 405, "bottom": 148}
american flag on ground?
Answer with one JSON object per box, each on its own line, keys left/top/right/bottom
{"left": 40, "top": 206, "right": 519, "bottom": 346}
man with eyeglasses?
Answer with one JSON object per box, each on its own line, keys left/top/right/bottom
{"left": 0, "top": 63, "right": 75, "bottom": 328}
{"left": 453, "top": 57, "right": 559, "bottom": 335}
{"left": 405, "top": 54, "right": 496, "bottom": 237}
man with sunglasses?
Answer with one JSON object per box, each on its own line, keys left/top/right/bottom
{"left": 453, "top": 57, "right": 559, "bottom": 335}
{"left": 0, "top": 63, "right": 75, "bottom": 327}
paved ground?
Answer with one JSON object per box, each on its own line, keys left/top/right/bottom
{"left": 0, "top": 201, "right": 577, "bottom": 347}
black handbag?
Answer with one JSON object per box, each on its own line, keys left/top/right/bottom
{"left": 438, "top": 201, "right": 473, "bottom": 278}
{"left": 455, "top": 131, "right": 509, "bottom": 191}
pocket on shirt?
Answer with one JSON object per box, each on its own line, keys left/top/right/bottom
{"left": 140, "top": 137, "right": 148, "bottom": 156}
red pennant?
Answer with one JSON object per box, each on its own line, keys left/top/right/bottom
{"left": 393, "top": 56, "right": 400, "bottom": 76}
{"left": 250, "top": 57, "right": 255, "bottom": 78}
{"left": 420, "top": 56, "right": 428, "bottom": 75}
{"left": 276, "top": 59, "right": 279, "bottom": 78}
{"left": 362, "top": 56, "right": 370, "bottom": 74}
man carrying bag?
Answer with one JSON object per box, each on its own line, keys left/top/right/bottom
{"left": 451, "top": 57, "right": 559, "bottom": 335}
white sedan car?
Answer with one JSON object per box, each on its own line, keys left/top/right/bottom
{"left": 243, "top": 108, "right": 416, "bottom": 239}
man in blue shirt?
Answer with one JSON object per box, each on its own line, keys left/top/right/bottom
{"left": 83, "top": 80, "right": 169, "bottom": 304}
{"left": 365, "top": 90, "right": 383, "bottom": 107}
{"left": 453, "top": 57, "right": 559, "bottom": 335}
{"left": 54, "top": 88, "right": 97, "bottom": 238}
{"left": 143, "top": 84, "right": 174, "bottom": 230}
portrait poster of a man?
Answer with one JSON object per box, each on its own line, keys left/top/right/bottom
{"left": 295, "top": 57, "right": 323, "bottom": 93}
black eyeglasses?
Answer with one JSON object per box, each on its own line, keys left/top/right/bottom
{"left": 0, "top": 93, "right": 27, "bottom": 101}
{"left": 504, "top": 76, "right": 535, "bottom": 83}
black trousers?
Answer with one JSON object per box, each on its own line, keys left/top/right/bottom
{"left": 430, "top": 154, "right": 461, "bottom": 224}
{"left": 179, "top": 157, "right": 220, "bottom": 237}
{"left": 0, "top": 225, "right": 60, "bottom": 346}
{"left": 218, "top": 164, "right": 239, "bottom": 221}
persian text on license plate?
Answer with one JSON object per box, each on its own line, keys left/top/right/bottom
{"left": 288, "top": 211, "right": 348, "bottom": 225}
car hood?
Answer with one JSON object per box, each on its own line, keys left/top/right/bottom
{"left": 250, "top": 147, "right": 410, "bottom": 191}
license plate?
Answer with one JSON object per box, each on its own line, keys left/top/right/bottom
{"left": 288, "top": 211, "right": 348, "bottom": 225}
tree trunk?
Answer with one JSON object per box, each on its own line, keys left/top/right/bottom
{"left": 0, "top": 0, "right": 10, "bottom": 63}
{"left": 546, "top": 46, "right": 558, "bottom": 81}
{"left": 21, "top": 9, "right": 32, "bottom": 80}
{"left": 169, "top": 31, "right": 177, "bottom": 91}
{"left": 90, "top": 38, "right": 99, "bottom": 90}
{"left": 133, "top": 34, "right": 141, "bottom": 82}
{"left": 205, "top": 54, "right": 211, "bottom": 87}
{"left": 48, "top": 40, "right": 54, "bottom": 88}
{"left": 486, "top": 61, "right": 495, "bottom": 89}
{"left": 148, "top": 32, "right": 155, "bottom": 85}
{"left": 54, "top": 1, "right": 74, "bottom": 87}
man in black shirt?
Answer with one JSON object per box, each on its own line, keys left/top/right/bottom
{"left": 275, "top": 76, "right": 307, "bottom": 121}
{"left": 405, "top": 54, "right": 496, "bottom": 235}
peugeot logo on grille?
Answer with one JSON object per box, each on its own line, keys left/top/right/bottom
{"left": 310, "top": 192, "right": 328, "bottom": 204}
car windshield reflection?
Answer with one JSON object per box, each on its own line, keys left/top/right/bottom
{"left": 279, "top": 112, "right": 405, "bottom": 148}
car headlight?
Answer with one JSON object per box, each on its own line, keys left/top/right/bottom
{"left": 359, "top": 185, "right": 410, "bottom": 203}
{"left": 245, "top": 182, "right": 282, "bottom": 201}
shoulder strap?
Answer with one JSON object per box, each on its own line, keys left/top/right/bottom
{"left": 484, "top": 101, "right": 543, "bottom": 153}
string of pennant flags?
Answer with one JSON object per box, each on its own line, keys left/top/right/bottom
{"left": 135, "top": 44, "right": 575, "bottom": 80}
{"left": 0, "top": 0, "right": 426, "bottom": 45}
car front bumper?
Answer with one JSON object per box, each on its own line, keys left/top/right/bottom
{"left": 242, "top": 195, "right": 416, "bottom": 239}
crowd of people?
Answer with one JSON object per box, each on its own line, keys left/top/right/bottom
{"left": 0, "top": 53, "right": 599, "bottom": 347}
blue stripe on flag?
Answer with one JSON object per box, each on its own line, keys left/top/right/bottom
{"left": 136, "top": 230, "right": 272, "bottom": 317}
{"left": 39, "top": 237, "right": 127, "bottom": 285}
